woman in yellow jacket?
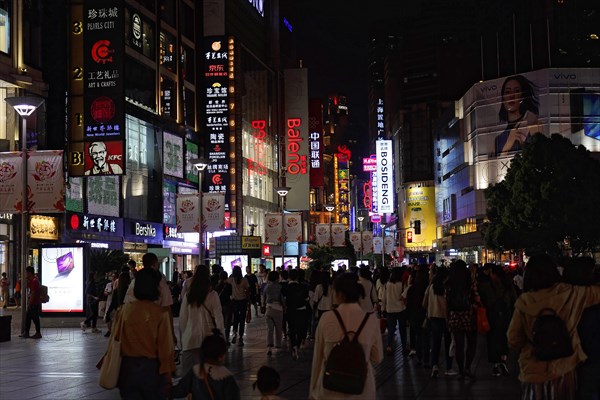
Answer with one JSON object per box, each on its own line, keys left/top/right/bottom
{"left": 507, "top": 254, "right": 600, "bottom": 400}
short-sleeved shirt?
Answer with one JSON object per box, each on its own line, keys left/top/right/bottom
{"left": 228, "top": 277, "right": 249, "bottom": 301}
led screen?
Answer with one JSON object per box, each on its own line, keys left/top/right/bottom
{"left": 40, "top": 246, "right": 86, "bottom": 313}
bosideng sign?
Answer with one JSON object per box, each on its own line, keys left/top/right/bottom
{"left": 376, "top": 140, "right": 394, "bottom": 214}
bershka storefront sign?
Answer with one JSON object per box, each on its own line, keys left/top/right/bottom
{"left": 124, "top": 220, "right": 163, "bottom": 244}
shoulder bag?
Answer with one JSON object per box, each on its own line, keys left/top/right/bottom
{"left": 98, "top": 309, "right": 124, "bottom": 389}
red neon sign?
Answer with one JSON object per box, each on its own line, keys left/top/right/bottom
{"left": 250, "top": 120, "right": 267, "bottom": 175}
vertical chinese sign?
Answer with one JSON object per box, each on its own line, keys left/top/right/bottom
{"left": 69, "top": 1, "right": 126, "bottom": 177}
{"left": 203, "top": 36, "right": 234, "bottom": 221}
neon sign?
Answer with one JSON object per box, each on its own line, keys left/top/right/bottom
{"left": 286, "top": 118, "right": 307, "bottom": 175}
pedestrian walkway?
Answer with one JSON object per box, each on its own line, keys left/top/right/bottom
{"left": 0, "top": 307, "right": 521, "bottom": 399}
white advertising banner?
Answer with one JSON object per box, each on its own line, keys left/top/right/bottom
{"left": 87, "top": 175, "right": 119, "bottom": 217}
{"left": 362, "top": 231, "right": 374, "bottom": 253}
{"left": 373, "top": 237, "right": 384, "bottom": 254}
{"left": 202, "top": 193, "right": 226, "bottom": 232}
{"left": 331, "top": 223, "right": 346, "bottom": 247}
{"left": 265, "top": 213, "right": 283, "bottom": 244}
{"left": 163, "top": 132, "right": 184, "bottom": 178}
{"left": 315, "top": 223, "right": 330, "bottom": 246}
{"left": 0, "top": 152, "right": 23, "bottom": 213}
{"left": 28, "top": 150, "right": 65, "bottom": 213}
{"left": 284, "top": 68, "right": 310, "bottom": 210}
{"left": 349, "top": 232, "right": 362, "bottom": 252}
{"left": 283, "top": 213, "right": 302, "bottom": 242}
{"left": 376, "top": 140, "right": 394, "bottom": 214}
{"left": 384, "top": 236, "right": 395, "bottom": 255}
{"left": 176, "top": 194, "right": 200, "bottom": 233}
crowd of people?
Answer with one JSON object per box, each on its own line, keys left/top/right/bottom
{"left": 16, "top": 251, "right": 595, "bottom": 399}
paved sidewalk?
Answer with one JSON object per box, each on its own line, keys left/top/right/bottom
{"left": 0, "top": 307, "right": 521, "bottom": 399}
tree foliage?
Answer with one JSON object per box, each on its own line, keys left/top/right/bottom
{"left": 484, "top": 134, "right": 600, "bottom": 256}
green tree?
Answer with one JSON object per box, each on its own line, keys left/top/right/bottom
{"left": 89, "top": 249, "right": 130, "bottom": 284}
{"left": 485, "top": 134, "right": 600, "bottom": 256}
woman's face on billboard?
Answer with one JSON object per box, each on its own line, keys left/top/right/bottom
{"left": 502, "top": 79, "right": 523, "bottom": 114}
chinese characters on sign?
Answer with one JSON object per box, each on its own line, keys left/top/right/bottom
{"left": 203, "top": 37, "right": 233, "bottom": 203}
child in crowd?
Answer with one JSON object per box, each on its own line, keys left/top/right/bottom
{"left": 172, "top": 334, "right": 240, "bottom": 400}
{"left": 254, "top": 366, "right": 286, "bottom": 400}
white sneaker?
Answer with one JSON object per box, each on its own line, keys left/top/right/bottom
{"left": 431, "top": 365, "right": 439, "bottom": 378}
{"left": 80, "top": 322, "right": 87, "bottom": 332}
{"left": 445, "top": 369, "right": 458, "bottom": 376}
{"left": 408, "top": 349, "right": 417, "bottom": 356}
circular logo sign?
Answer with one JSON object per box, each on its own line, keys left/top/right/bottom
{"left": 132, "top": 14, "right": 142, "bottom": 40}
{"left": 90, "top": 96, "right": 116, "bottom": 123}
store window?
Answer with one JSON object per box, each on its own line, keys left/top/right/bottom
{"left": 160, "top": 31, "right": 176, "bottom": 72}
{"left": 180, "top": 44, "right": 194, "bottom": 84}
{"left": 124, "top": 115, "right": 153, "bottom": 220}
{"left": 125, "top": 56, "right": 156, "bottom": 111}
{"left": 0, "top": 1, "right": 10, "bottom": 54}
{"left": 125, "top": 8, "right": 155, "bottom": 60}
{"left": 160, "top": 76, "right": 176, "bottom": 120}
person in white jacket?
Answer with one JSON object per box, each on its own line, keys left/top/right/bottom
{"left": 382, "top": 267, "right": 409, "bottom": 355}
{"left": 179, "top": 265, "right": 225, "bottom": 376}
{"left": 309, "top": 272, "right": 383, "bottom": 399}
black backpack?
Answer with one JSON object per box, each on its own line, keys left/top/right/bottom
{"left": 323, "top": 310, "right": 371, "bottom": 395}
{"left": 532, "top": 308, "right": 574, "bottom": 361}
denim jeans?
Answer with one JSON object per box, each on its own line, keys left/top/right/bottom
{"left": 386, "top": 310, "right": 408, "bottom": 348}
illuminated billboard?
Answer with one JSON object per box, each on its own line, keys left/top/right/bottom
{"left": 404, "top": 186, "right": 436, "bottom": 251}
{"left": 376, "top": 140, "right": 394, "bottom": 214}
{"left": 40, "top": 245, "right": 88, "bottom": 314}
{"left": 460, "top": 68, "right": 600, "bottom": 188}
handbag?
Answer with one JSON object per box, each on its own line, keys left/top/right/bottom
{"left": 379, "top": 316, "right": 387, "bottom": 334}
{"left": 98, "top": 309, "right": 124, "bottom": 389}
{"left": 246, "top": 303, "right": 252, "bottom": 323}
{"left": 477, "top": 306, "right": 491, "bottom": 334}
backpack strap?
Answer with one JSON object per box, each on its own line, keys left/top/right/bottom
{"left": 332, "top": 309, "right": 349, "bottom": 340}
{"left": 332, "top": 309, "right": 372, "bottom": 342}
{"left": 353, "top": 312, "right": 372, "bottom": 343}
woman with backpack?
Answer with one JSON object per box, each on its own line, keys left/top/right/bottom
{"left": 507, "top": 254, "right": 600, "bottom": 400}
{"left": 445, "top": 260, "right": 480, "bottom": 379}
{"left": 479, "top": 263, "right": 517, "bottom": 376}
{"left": 382, "top": 267, "right": 409, "bottom": 356}
{"left": 179, "top": 265, "right": 224, "bottom": 376}
{"left": 309, "top": 272, "right": 383, "bottom": 399}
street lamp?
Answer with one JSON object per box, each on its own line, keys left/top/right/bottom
{"left": 4, "top": 96, "right": 44, "bottom": 333}
{"left": 191, "top": 158, "right": 209, "bottom": 265}
{"left": 357, "top": 216, "right": 365, "bottom": 263}
{"left": 275, "top": 187, "right": 291, "bottom": 267}
{"left": 325, "top": 204, "right": 335, "bottom": 246}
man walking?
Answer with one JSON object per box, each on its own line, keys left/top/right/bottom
{"left": 19, "top": 267, "right": 42, "bottom": 339}
{"left": 0, "top": 272, "right": 9, "bottom": 308}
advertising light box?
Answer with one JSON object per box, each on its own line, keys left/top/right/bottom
{"left": 274, "top": 257, "right": 298, "bottom": 270}
{"left": 40, "top": 245, "right": 88, "bottom": 315}
{"left": 221, "top": 255, "right": 249, "bottom": 276}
